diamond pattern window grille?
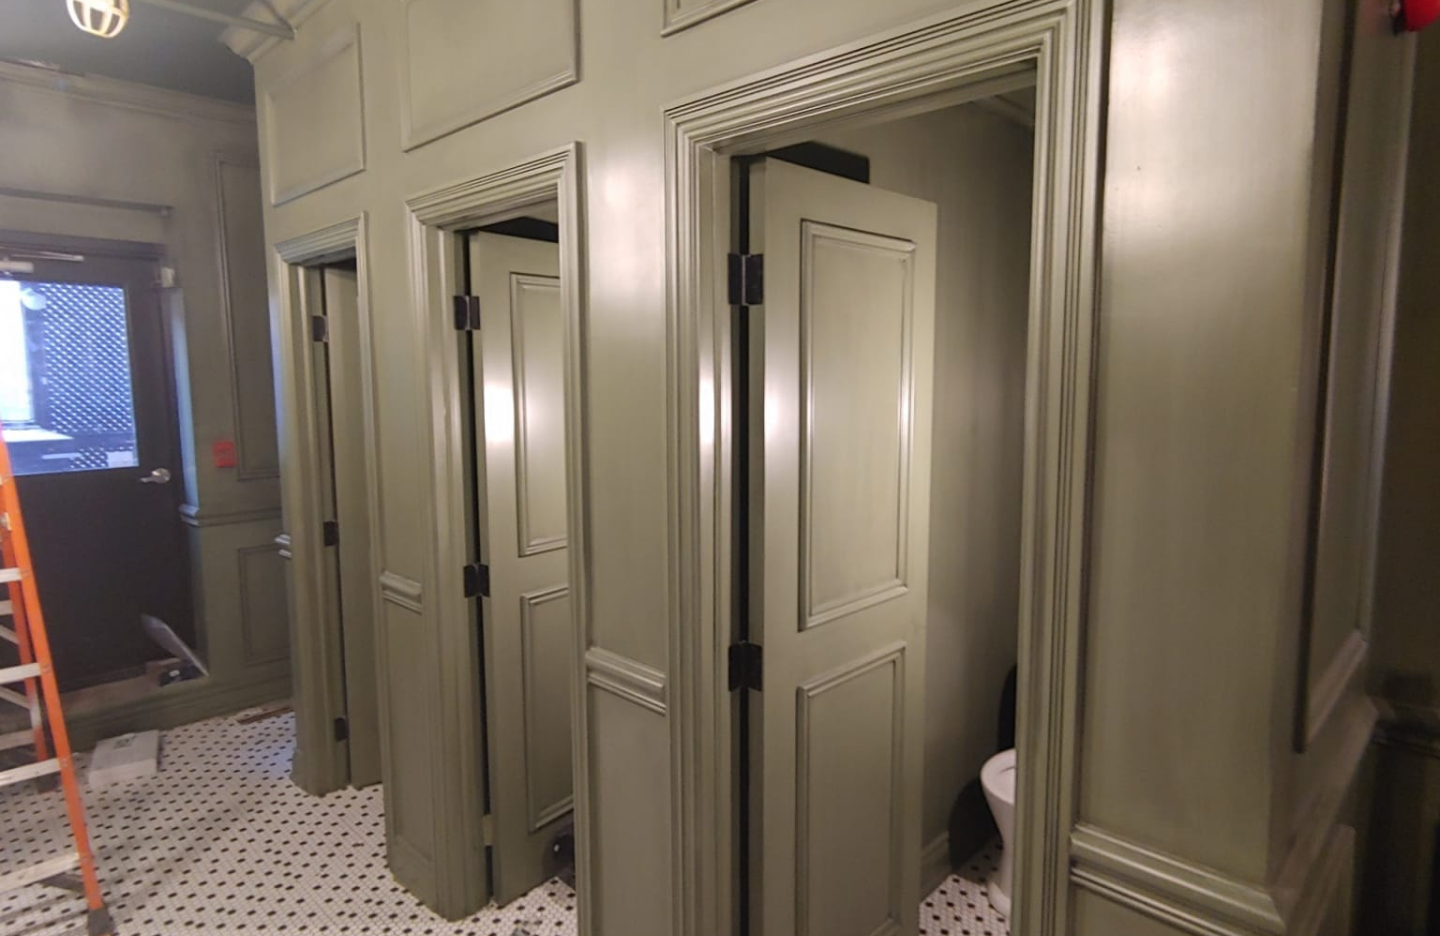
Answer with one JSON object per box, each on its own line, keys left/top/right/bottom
{"left": 0, "top": 281, "right": 139, "bottom": 476}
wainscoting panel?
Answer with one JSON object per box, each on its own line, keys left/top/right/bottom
{"left": 399, "top": 0, "right": 577, "bottom": 149}
{"left": 586, "top": 679, "right": 672, "bottom": 936}
{"left": 213, "top": 156, "right": 280, "bottom": 481}
{"left": 662, "top": 0, "right": 760, "bottom": 35}
{"left": 263, "top": 23, "right": 365, "bottom": 204}
{"left": 378, "top": 592, "right": 438, "bottom": 883}
{"left": 237, "top": 541, "right": 289, "bottom": 666}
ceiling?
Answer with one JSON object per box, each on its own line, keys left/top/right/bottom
{"left": 0, "top": 0, "right": 257, "bottom": 103}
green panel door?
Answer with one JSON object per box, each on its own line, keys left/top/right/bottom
{"left": 747, "top": 158, "right": 937, "bottom": 936}
{"left": 321, "top": 266, "right": 381, "bottom": 788}
{"left": 466, "top": 231, "right": 574, "bottom": 906}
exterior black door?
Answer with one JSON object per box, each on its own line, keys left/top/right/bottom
{"left": 0, "top": 240, "right": 193, "bottom": 690}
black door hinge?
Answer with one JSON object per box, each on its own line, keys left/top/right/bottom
{"left": 310, "top": 314, "right": 329, "bottom": 342}
{"left": 333, "top": 716, "right": 349, "bottom": 742}
{"left": 322, "top": 520, "right": 339, "bottom": 547}
{"left": 453, "top": 295, "right": 482, "bottom": 331}
{"left": 462, "top": 562, "right": 491, "bottom": 599}
{"left": 728, "top": 641, "right": 763, "bottom": 692}
{"left": 728, "top": 253, "right": 764, "bottom": 306}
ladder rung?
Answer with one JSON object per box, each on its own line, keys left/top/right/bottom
{"left": 0, "top": 598, "right": 11, "bottom": 616}
{"left": 0, "top": 663, "right": 40, "bottom": 685}
{"left": 0, "top": 569, "right": 19, "bottom": 584}
{"left": 0, "top": 853, "right": 80, "bottom": 895}
{"left": 0, "top": 757, "right": 59, "bottom": 788}
{"left": 0, "top": 727, "right": 37, "bottom": 752}
{"left": 0, "top": 625, "right": 14, "bottom": 644}
{"left": 0, "top": 686, "right": 28, "bottom": 708}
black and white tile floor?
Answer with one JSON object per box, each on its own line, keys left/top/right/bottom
{"left": 0, "top": 710, "right": 574, "bottom": 936}
{"left": 0, "top": 707, "right": 1004, "bottom": 936}
{"left": 920, "top": 842, "right": 1011, "bottom": 936}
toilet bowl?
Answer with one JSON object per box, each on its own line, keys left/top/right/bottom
{"left": 980, "top": 748, "right": 1017, "bottom": 918}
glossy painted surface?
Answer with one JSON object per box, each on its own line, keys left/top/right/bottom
{"left": 232, "top": 0, "right": 1412, "bottom": 931}
{"left": 749, "top": 158, "right": 936, "bottom": 936}
{"left": 815, "top": 104, "right": 1033, "bottom": 863}
{"left": 468, "top": 231, "right": 575, "bottom": 906}
{"left": 1087, "top": 0, "right": 1359, "bottom": 884}
{"left": 321, "top": 266, "right": 383, "bottom": 787}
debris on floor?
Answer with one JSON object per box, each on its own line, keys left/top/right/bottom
{"left": 0, "top": 710, "right": 576, "bottom": 935}
{"left": 234, "top": 702, "right": 293, "bottom": 724}
{"left": 87, "top": 729, "right": 160, "bottom": 790}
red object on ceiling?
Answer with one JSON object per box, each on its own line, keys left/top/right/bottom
{"left": 1400, "top": 0, "right": 1440, "bottom": 31}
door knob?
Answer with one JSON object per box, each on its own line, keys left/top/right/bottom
{"left": 139, "top": 468, "right": 171, "bottom": 485}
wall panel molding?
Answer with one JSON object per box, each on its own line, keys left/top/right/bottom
{"left": 661, "top": 0, "right": 760, "bottom": 36}
{"left": 398, "top": 0, "right": 577, "bottom": 150}
{"left": 180, "top": 504, "right": 283, "bottom": 527}
{"left": 585, "top": 647, "right": 667, "bottom": 715}
{"left": 263, "top": 23, "right": 365, "bottom": 205}
{"left": 237, "top": 541, "right": 291, "bottom": 666}
{"left": 379, "top": 571, "right": 424, "bottom": 614}
{"left": 1071, "top": 825, "right": 1283, "bottom": 936}
{"left": 214, "top": 152, "right": 282, "bottom": 481}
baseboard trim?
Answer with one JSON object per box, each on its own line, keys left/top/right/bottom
{"left": 922, "top": 831, "right": 952, "bottom": 895}
{"left": 1070, "top": 825, "right": 1283, "bottom": 936}
{"left": 65, "top": 669, "right": 291, "bottom": 750}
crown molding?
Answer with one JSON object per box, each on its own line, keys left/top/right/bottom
{"left": 0, "top": 60, "right": 256, "bottom": 127}
{"left": 222, "top": 0, "right": 331, "bottom": 63}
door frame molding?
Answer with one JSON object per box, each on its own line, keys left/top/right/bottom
{"left": 274, "top": 215, "right": 380, "bottom": 797}
{"left": 662, "top": 2, "right": 1104, "bottom": 934}
{"left": 403, "top": 143, "right": 591, "bottom": 922}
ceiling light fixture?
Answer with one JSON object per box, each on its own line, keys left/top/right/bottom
{"left": 62, "top": 0, "right": 294, "bottom": 40}
{"left": 66, "top": 0, "right": 129, "bottom": 38}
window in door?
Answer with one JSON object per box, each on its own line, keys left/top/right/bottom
{"left": 0, "top": 278, "right": 140, "bottom": 477}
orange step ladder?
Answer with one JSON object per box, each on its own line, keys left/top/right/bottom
{"left": 0, "top": 434, "right": 114, "bottom": 936}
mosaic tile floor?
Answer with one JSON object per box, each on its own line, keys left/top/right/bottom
{"left": 0, "top": 710, "right": 574, "bottom": 936}
{"left": 0, "top": 705, "right": 1005, "bottom": 936}
{"left": 920, "top": 840, "right": 1010, "bottom": 936}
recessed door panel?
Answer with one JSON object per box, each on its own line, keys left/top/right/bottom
{"left": 797, "top": 647, "right": 906, "bottom": 936}
{"left": 748, "top": 157, "right": 936, "bottom": 936}
{"left": 521, "top": 585, "right": 575, "bottom": 831}
{"left": 802, "top": 223, "right": 915, "bottom": 629}
{"left": 510, "top": 275, "right": 568, "bottom": 556}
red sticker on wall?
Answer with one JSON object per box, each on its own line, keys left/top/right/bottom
{"left": 213, "top": 440, "right": 238, "bottom": 469}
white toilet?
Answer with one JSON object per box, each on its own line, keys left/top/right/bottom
{"left": 980, "top": 748, "right": 1017, "bottom": 918}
